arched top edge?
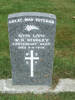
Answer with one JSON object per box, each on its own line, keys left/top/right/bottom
{"left": 8, "top": 12, "right": 56, "bottom": 19}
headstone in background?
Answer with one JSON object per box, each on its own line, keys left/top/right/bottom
{"left": 8, "top": 12, "right": 56, "bottom": 86}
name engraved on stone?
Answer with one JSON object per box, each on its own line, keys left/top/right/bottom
{"left": 12, "top": 33, "right": 51, "bottom": 50}
{"left": 8, "top": 12, "right": 56, "bottom": 85}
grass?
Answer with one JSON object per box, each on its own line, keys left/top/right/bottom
{"left": 0, "top": 0, "right": 75, "bottom": 82}
{"left": 0, "top": 93, "right": 75, "bottom": 100}
{"left": 0, "top": 0, "right": 75, "bottom": 99}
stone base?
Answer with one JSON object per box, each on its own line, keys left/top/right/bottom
{"left": 0, "top": 79, "right": 75, "bottom": 94}
{"left": 0, "top": 79, "right": 53, "bottom": 94}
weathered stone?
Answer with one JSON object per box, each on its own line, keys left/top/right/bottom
{"left": 8, "top": 12, "right": 56, "bottom": 85}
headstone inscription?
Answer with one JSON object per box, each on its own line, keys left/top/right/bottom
{"left": 8, "top": 12, "right": 56, "bottom": 86}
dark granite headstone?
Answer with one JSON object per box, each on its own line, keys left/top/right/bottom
{"left": 8, "top": 12, "right": 56, "bottom": 86}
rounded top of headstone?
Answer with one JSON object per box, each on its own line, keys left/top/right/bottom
{"left": 8, "top": 12, "right": 56, "bottom": 19}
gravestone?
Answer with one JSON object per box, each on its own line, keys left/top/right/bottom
{"left": 8, "top": 12, "right": 56, "bottom": 86}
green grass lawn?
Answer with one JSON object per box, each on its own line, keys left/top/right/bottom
{"left": 0, "top": 0, "right": 75, "bottom": 83}
{"left": 0, "top": 93, "right": 75, "bottom": 100}
{"left": 0, "top": 0, "right": 75, "bottom": 99}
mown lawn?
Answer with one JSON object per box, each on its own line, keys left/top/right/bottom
{"left": 0, "top": 0, "right": 75, "bottom": 84}
{"left": 0, "top": 93, "right": 75, "bottom": 100}
{"left": 0, "top": 0, "right": 75, "bottom": 99}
